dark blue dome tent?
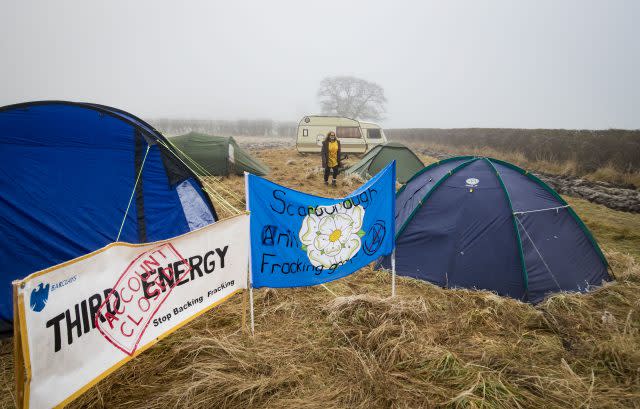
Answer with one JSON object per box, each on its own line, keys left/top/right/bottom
{"left": 381, "top": 156, "right": 611, "bottom": 303}
{"left": 0, "top": 101, "right": 218, "bottom": 334}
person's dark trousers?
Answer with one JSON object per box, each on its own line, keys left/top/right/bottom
{"left": 324, "top": 166, "right": 339, "bottom": 182}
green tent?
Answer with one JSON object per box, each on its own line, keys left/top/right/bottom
{"left": 345, "top": 142, "right": 424, "bottom": 184}
{"left": 169, "top": 132, "right": 269, "bottom": 176}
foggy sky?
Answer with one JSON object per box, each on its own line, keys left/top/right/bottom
{"left": 1, "top": 0, "right": 639, "bottom": 129}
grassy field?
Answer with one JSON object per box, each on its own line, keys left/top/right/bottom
{"left": 1, "top": 148, "right": 639, "bottom": 409}
{"left": 568, "top": 196, "right": 640, "bottom": 260}
{"left": 388, "top": 129, "right": 640, "bottom": 188}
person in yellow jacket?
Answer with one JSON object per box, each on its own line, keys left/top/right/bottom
{"left": 321, "top": 131, "right": 341, "bottom": 186}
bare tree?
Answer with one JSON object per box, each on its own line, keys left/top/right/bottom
{"left": 317, "top": 76, "right": 387, "bottom": 121}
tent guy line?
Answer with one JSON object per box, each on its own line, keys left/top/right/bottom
{"left": 155, "top": 139, "right": 241, "bottom": 215}
{"left": 515, "top": 216, "right": 563, "bottom": 291}
{"left": 513, "top": 205, "right": 570, "bottom": 215}
{"left": 116, "top": 145, "right": 150, "bottom": 242}
{"left": 163, "top": 136, "right": 246, "bottom": 202}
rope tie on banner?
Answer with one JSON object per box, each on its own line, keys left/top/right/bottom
{"left": 321, "top": 284, "right": 338, "bottom": 297}
{"left": 513, "top": 205, "right": 569, "bottom": 215}
{"left": 116, "top": 144, "right": 150, "bottom": 242}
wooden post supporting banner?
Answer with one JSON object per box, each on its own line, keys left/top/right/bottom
{"left": 13, "top": 282, "right": 25, "bottom": 409}
{"left": 249, "top": 287, "right": 255, "bottom": 336}
{"left": 391, "top": 249, "right": 396, "bottom": 297}
{"left": 242, "top": 258, "right": 251, "bottom": 336}
{"left": 244, "top": 172, "right": 255, "bottom": 337}
{"left": 241, "top": 289, "right": 248, "bottom": 335}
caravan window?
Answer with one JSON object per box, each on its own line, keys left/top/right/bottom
{"left": 336, "top": 126, "right": 362, "bottom": 139}
{"left": 367, "top": 128, "right": 381, "bottom": 139}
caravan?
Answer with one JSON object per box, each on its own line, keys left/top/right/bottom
{"left": 295, "top": 115, "right": 387, "bottom": 155}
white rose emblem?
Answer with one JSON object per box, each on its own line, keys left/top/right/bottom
{"left": 299, "top": 204, "right": 365, "bottom": 268}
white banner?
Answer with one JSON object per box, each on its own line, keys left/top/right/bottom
{"left": 15, "top": 214, "right": 249, "bottom": 409}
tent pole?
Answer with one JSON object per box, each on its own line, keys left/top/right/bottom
{"left": 391, "top": 249, "right": 396, "bottom": 297}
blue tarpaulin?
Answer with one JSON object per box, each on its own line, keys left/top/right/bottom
{"left": 247, "top": 162, "right": 396, "bottom": 288}
{"left": 0, "top": 101, "right": 217, "bottom": 333}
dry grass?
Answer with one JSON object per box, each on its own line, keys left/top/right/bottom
{"left": 3, "top": 259, "right": 638, "bottom": 409}
{"left": 341, "top": 173, "right": 366, "bottom": 188}
{"left": 586, "top": 164, "right": 640, "bottom": 188}
{"left": 405, "top": 141, "right": 582, "bottom": 177}
{"left": 388, "top": 128, "right": 640, "bottom": 189}
{"left": 568, "top": 196, "right": 640, "bottom": 260}
{"left": 1, "top": 148, "right": 639, "bottom": 409}
{"left": 397, "top": 140, "right": 640, "bottom": 189}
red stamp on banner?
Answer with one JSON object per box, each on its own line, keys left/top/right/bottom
{"left": 95, "top": 243, "right": 190, "bottom": 355}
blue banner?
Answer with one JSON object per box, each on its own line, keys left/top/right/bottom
{"left": 247, "top": 162, "right": 396, "bottom": 288}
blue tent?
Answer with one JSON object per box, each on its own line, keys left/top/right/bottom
{"left": 381, "top": 156, "right": 611, "bottom": 303}
{"left": 0, "top": 101, "right": 218, "bottom": 333}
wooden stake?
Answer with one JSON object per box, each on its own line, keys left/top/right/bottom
{"left": 249, "top": 287, "right": 255, "bottom": 336}
{"left": 241, "top": 289, "right": 248, "bottom": 335}
{"left": 13, "top": 282, "right": 25, "bottom": 409}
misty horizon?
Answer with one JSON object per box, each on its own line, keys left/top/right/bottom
{"left": 148, "top": 117, "right": 640, "bottom": 132}
{"left": 2, "top": 1, "right": 639, "bottom": 130}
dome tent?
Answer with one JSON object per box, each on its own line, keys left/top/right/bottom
{"left": 169, "top": 132, "right": 269, "bottom": 176}
{"left": 381, "top": 156, "right": 611, "bottom": 303}
{"left": 0, "top": 101, "right": 218, "bottom": 334}
{"left": 345, "top": 142, "right": 424, "bottom": 184}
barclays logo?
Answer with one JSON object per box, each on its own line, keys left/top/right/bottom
{"left": 30, "top": 283, "right": 50, "bottom": 312}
